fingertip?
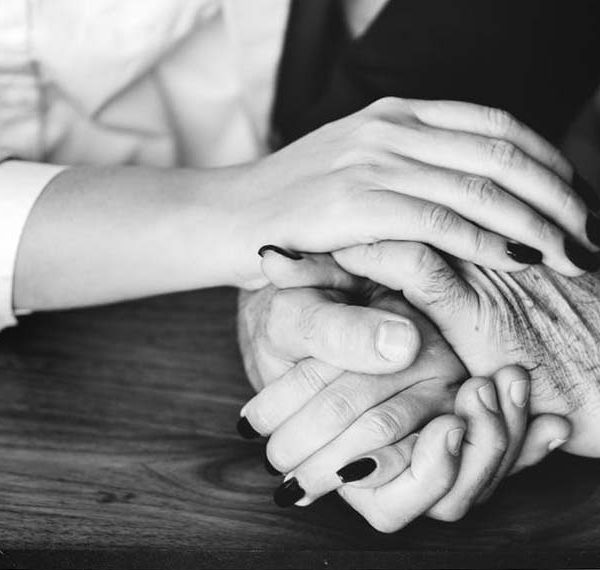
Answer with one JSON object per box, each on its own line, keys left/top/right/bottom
{"left": 492, "top": 365, "right": 531, "bottom": 409}
{"left": 260, "top": 248, "right": 306, "bottom": 288}
{"left": 454, "top": 376, "right": 494, "bottom": 415}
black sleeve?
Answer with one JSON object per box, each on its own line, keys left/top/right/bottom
{"left": 287, "top": 0, "right": 600, "bottom": 145}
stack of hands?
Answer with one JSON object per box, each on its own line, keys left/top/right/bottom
{"left": 235, "top": 98, "right": 600, "bottom": 532}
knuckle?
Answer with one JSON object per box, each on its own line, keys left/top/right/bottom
{"left": 486, "top": 139, "right": 523, "bottom": 170}
{"left": 461, "top": 175, "right": 501, "bottom": 206}
{"left": 421, "top": 203, "right": 459, "bottom": 235}
{"left": 557, "top": 186, "right": 580, "bottom": 216}
{"left": 471, "top": 228, "right": 489, "bottom": 258}
{"left": 319, "top": 387, "right": 361, "bottom": 425}
{"left": 485, "top": 106, "right": 517, "bottom": 136}
{"left": 360, "top": 241, "right": 389, "bottom": 266}
{"left": 360, "top": 407, "right": 405, "bottom": 444}
{"left": 406, "top": 242, "right": 437, "bottom": 275}
{"left": 366, "top": 96, "right": 404, "bottom": 116}
{"left": 531, "top": 217, "right": 556, "bottom": 244}
{"left": 296, "top": 360, "right": 328, "bottom": 393}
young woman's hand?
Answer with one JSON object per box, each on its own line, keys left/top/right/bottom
{"left": 231, "top": 98, "right": 598, "bottom": 289}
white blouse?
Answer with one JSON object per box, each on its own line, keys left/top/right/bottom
{"left": 0, "top": 0, "right": 291, "bottom": 329}
{"left": 0, "top": 0, "right": 388, "bottom": 330}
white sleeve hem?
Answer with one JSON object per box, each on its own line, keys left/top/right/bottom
{"left": 0, "top": 160, "right": 68, "bottom": 330}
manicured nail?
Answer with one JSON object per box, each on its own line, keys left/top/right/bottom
{"left": 376, "top": 320, "right": 418, "bottom": 362}
{"left": 236, "top": 416, "right": 260, "bottom": 439}
{"left": 478, "top": 383, "right": 499, "bottom": 413}
{"left": 258, "top": 245, "right": 303, "bottom": 260}
{"left": 273, "top": 477, "right": 305, "bottom": 507}
{"left": 264, "top": 452, "right": 281, "bottom": 476}
{"left": 509, "top": 379, "right": 530, "bottom": 408}
{"left": 564, "top": 238, "right": 600, "bottom": 271}
{"left": 506, "top": 242, "right": 543, "bottom": 265}
{"left": 586, "top": 213, "right": 600, "bottom": 248}
{"left": 336, "top": 457, "right": 377, "bottom": 483}
{"left": 573, "top": 172, "right": 600, "bottom": 212}
{"left": 447, "top": 428, "right": 465, "bottom": 456}
{"left": 548, "top": 438, "right": 567, "bottom": 451}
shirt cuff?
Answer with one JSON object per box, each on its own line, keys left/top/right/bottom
{"left": 0, "top": 160, "right": 67, "bottom": 330}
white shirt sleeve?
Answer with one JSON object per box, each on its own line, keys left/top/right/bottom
{"left": 0, "top": 155, "right": 67, "bottom": 330}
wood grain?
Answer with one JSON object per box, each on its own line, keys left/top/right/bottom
{"left": 0, "top": 287, "right": 599, "bottom": 569}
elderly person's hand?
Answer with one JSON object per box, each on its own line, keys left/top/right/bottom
{"left": 330, "top": 242, "right": 600, "bottom": 457}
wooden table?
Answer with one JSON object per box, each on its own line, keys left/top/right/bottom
{"left": 1, "top": 287, "right": 600, "bottom": 569}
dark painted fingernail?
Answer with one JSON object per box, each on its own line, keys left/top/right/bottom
{"left": 336, "top": 457, "right": 377, "bottom": 483}
{"left": 506, "top": 242, "right": 543, "bottom": 265}
{"left": 564, "top": 238, "right": 600, "bottom": 271}
{"left": 573, "top": 172, "right": 600, "bottom": 212}
{"left": 258, "top": 245, "right": 303, "bottom": 260}
{"left": 264, "top": 451, "right": 281, "bottom": 476}
{"left": 586, "top": 213, "right": 600, "bottom": 248}
{"left": 273, "top": 477, "right": 305, "bottom": 507}
{"left": 236, "top": 416, "right": 260, "bottom": 439}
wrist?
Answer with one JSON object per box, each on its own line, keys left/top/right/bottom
{"left": 184, "top": 164, "right": 271, "bottom": 290}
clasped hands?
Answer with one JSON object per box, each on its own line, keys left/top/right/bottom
{"left": 235, "top": 98, "right": 600, "bottom": 532}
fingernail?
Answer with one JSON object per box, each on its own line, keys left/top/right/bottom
{"left": 573, "top": 172, "right": 600, "bottom": 212}
{"left": 273, "top": 477, "right": 305, "bottom": 507}
{"left": 586, "top": 213, "right": 600, "bottom": 248}
{"left": 564, "top": 238, "right": 600, "bottom": 271}
{"left": 376, "top": 320, "right": 418, "bottom": 362}
{"left": 548, "top": 438, "right": 567, "bottom": 451}
{"left": 236, "top": 416, "right": 260, "bottom": 439}
{"left": 509, "top": 379, "right": 530, "bottom": 408}
{"left": 447, "top": 428, "right": 465, "bottom": 456}
{"left": 336, "top": 457, "right": 377, "bottom": 483}
{"left": 478, "top": 383, "right": 499, "bottom": 413}
{"left": 264, "top": 452, "right": 281, "bottom": 476}
{"left": 506, "top": 242, "right": 543, "bottom": 265}
{"left": 258, "top": 245, "right": 303, "bottom": 260}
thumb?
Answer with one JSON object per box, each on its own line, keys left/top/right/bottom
{"left": 259, "top": 247, "right": 422, "bottom": 374}
{"left": 509, "top": 414, "right": 571, "bottom": 476}
{"left": 259, "top": 245, "right": 366, "bottom": 292}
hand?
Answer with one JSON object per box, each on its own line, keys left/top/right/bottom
{"left": 241, "top": 265, "right": 567, "bottom": 520}
{"left": 232, "top": 98, "right": 598, "bottom": 289}
{"left": 332, "top": 240, "right": 600, "bottom": 456}
{"left": 337, "top": 367, "right": 567, "bottom": 532}
{"left": 237, "top": 275, "right": 422, "bottom": 396}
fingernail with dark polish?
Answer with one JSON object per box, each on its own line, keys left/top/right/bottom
{"left": 273, "top": 477, "right": 305, "bottom": 507}
{"left": 264, "top": 452, "right": 281, "bottom": 476}
{"left": 236, "top": 416, "right": 260, "bottom": 439}
{"left": 564, "top": 238, "right": 600, "bottom": 272}
{"left": 258, "top": 244, "right": 303, "bottom": 260}
{"left": 586, "top": 213, "right": 600, "bottom": 248}
{"left": 336, "top": 457, "right": 377, "bottom": 483}
{"left": 573, "top": 172, "right": 600, "bottom": 212}
{"left": 506, "top": 242, "right": 543, "bottom": 265}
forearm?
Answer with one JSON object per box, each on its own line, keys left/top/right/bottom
{"left": 14, "top": 165, "right": 265, "bottom": 311}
